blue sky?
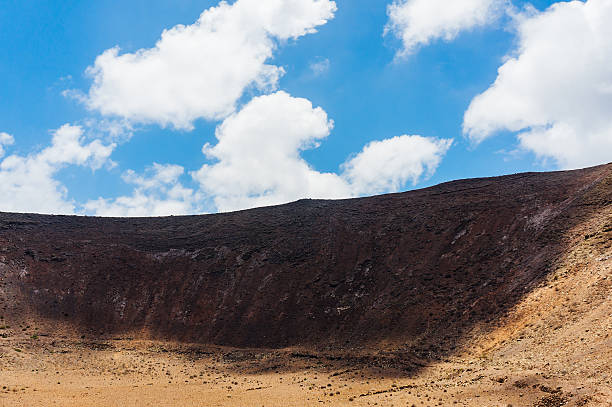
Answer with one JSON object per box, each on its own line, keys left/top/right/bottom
{"left": 0, "top": 0, "right": 609, "bottom": 216}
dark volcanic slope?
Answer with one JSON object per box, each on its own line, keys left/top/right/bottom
{"left": 0, "top": 165, "right": 611, "bottom": 352}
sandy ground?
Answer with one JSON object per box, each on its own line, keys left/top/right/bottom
{"left": 1, "top": 332, "right": 610, "bottom": 407}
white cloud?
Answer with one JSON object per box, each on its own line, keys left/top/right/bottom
{"left": 83, "top": 118, "right": 134, "bottom": 143}
{"left": 85, "top": 163, "right": 202, "bottom": 217}
{"left": 192, "top": 91, "right": 451, "bottom": 212}
{"left": 192, "top": 91, "right": 351, "bottom": 212}
{"left": 343, "top": 135, "right": 453, "bottom": 196}
{"left": 0, "top": 132, "right": 15, "bottom": 158}
{"left": 78, "top": 0, "right": 337, "bottom": 130}
{"left": 385, "top": 0, "right": 508, "bottom": 56}
{"left": 310, "top": 58, "right": 330, "bottom": 76}
{"left": 0, "top": 125, "right": 115, "bottom": 214}
{"left": 463, "top": 0, "right": 612, "bottom": 169}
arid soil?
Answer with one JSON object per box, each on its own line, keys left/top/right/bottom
{"left": 0, "top": 164, "right": 611, "bottom": 406}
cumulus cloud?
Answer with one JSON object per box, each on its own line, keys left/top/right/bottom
{"left": 192, "top": 91, "right": 351, "bottom": 212}
{"left": 0, "top": 132, "right": 15, "bottom": 158}
{"left": 386, "top": 0, "right": 508, "bottom": 56}
{"left": 78, "top": 0, "right": 337, "bottom": 130}
{"left": 85, "top": 163, "right": 202, "bottom": 217}
{"left": 0, "top": 125, "right": 115, "bottom": 214}
{"left": 463, "top": 0, "right": 612, "bottom": 169}
{"left": 192, "top": 91, "right": 451, "bottom": 212}
{"left": 343, "top": 135, "right": 453, "bottom": 196}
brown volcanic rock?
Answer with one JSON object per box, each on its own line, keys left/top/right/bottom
{"left": 0, "top": 164, "right": 610, "bottom": 353}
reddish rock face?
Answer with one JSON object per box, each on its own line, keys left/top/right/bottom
{"left": 0, "top": 164, "right": 610, "bottom": 353}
